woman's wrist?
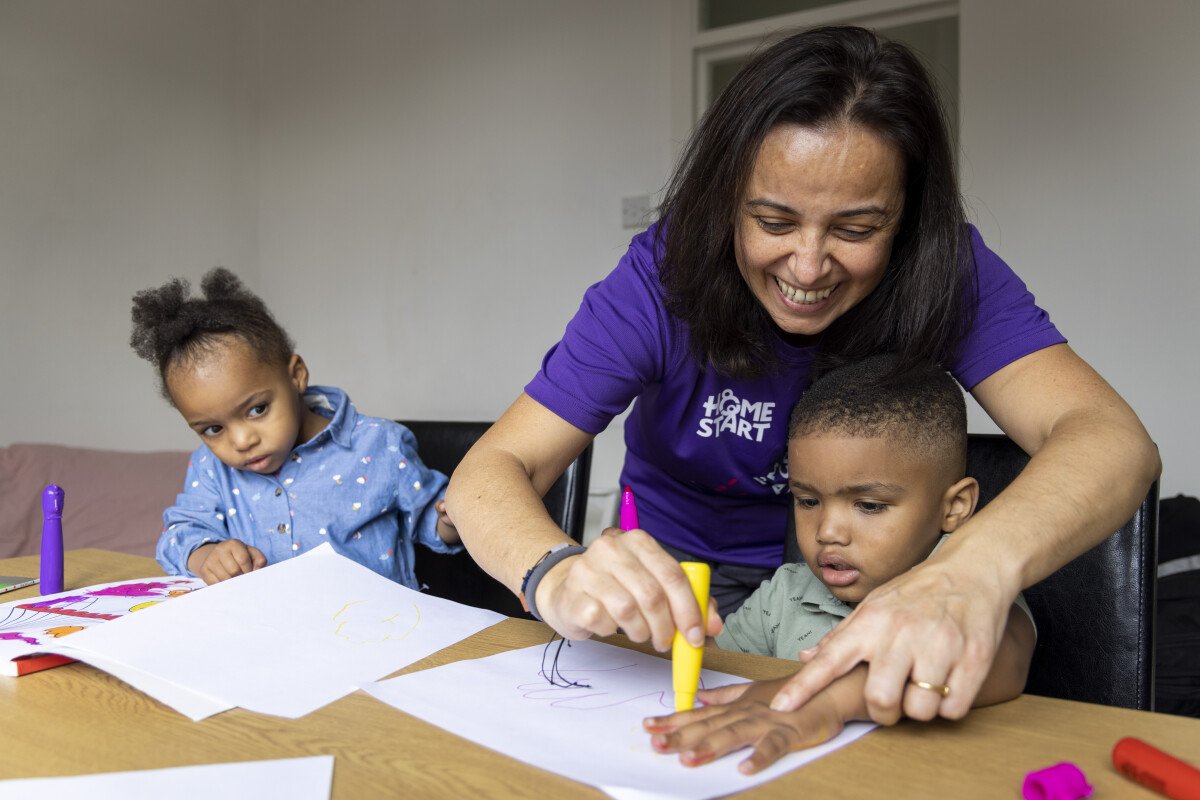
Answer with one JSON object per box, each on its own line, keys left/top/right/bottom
{"left": 520, "top": 543, "right": 587, "bottom": 621}
{"left": 925, "top": 520, "right": 1023, "bottom": 601}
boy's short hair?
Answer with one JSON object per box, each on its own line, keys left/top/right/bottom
{"left": 130, "top": 267, "right": 295, "bottom": 402}
{"left": 789, "top": 355, "right": 967, "bottom": 475}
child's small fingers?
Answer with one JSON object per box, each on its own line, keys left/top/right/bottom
{"left": 643, "top": 705, "right": 717, "bottom": 733}
{"left": 203, "top": 559, "right": 232, "bottom": 584}
{"left": 740, "top": 728, "right": 794, "bottom": 774}
{"left": 705, "top": 598, "right": 723, "bottom": 636}
{"left": 697, "top": 682, "right": 751, "bottom": 705}
{"left": 676, "top": 714, "right": 772, "bottom": 766}
{"left": 211, "top": 545, "right": 248, "bottom": 578}
{"left": 664, "top": 708, "right": 757, "bottom": 751}
{"left": 248, "top": 546, "right": 267, "bottom": 569}
{"left": 647, "top": 697, "right": 740, "bottom": 731}
{"left": 228, "top": 543, "right": 256, "bottom": 573}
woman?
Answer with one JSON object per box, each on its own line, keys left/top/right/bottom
{"left": 446, "top": 26, "right": 1157, "bottom": 725}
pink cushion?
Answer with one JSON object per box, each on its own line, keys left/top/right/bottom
{"left": 0, "top": 443, "right": 190, "bottom": 559}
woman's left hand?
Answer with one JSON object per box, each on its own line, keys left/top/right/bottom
{"left": 767, "top": 556, "right": 1011, "bottom": 724}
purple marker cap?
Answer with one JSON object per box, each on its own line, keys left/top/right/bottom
{"left": 1022, "top": 762, "right": 1093, "bottom": 800}
{"left": 42, "top": 484, "right": 65, "bottom": 518}
{"left": 40, "top": 484, "right": 65, "bottom": 595}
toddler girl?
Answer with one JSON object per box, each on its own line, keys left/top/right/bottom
{"left": 130, "top": 268, "right": 460, "bottom": 586}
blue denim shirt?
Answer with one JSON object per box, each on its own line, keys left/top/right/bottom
{"left": 156, "top": 386, "right": 459, "bottom": 588}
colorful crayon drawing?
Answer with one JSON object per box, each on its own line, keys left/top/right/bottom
{"left": 0, "top": 577, "right": 205, "bottom": 667}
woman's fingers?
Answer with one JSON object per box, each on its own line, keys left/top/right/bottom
{"left": 771, "top": 561, "right": 1007, "bottom": 724}
{"left": 538, "top": 530, "right": 704, "bottom": 651}
{"left": 769, "top": 624, "right": 866, "bottom": 711}
{"left": 938, "top": 632, "right": 995, "bottom": 719}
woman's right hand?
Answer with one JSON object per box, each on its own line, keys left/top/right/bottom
{"left": 534, "top": 528, "right": 721, "bottom": 651}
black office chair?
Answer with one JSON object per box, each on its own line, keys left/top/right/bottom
{"left": 783, "top": 433, "right": 1158, "bottom": 710}
{"left": 966, "top": 433, "right": 1157, "bottom": 710}
{"left": 399, "top": 420, "right": 592, "bottom": 618}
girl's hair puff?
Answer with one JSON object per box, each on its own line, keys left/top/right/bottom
{"left": 130, "top": 267, "right": 296, "bottom": 402}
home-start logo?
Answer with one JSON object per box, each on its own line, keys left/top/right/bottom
{"left": 696, "top": 389, "right": 776, "bottom": 442}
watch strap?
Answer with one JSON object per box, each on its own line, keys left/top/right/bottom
{"left": 519, "top": 543, "right": 587, "bottom": 622}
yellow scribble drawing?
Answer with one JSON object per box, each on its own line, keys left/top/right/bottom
{"left": 331, "top": 599, "right": 421, "bottom": 644}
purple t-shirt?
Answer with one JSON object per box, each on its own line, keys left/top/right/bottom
{"left": 526, "top": 223, "right": 1065, "bottom": 568}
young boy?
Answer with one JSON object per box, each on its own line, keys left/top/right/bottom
{"left": 644, "top": 355, "right": 1035, "bottom": 773}
{"left": 130, "top": 268, "right": 461, "bottom": 587}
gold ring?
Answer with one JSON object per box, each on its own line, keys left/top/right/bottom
{"left": 910, "top": 679, "right": 951, "bottom": 697}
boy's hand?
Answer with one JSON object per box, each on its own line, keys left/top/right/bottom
{"left": 643, "top": 676, "right": 849, "bottom": 774}
{"left": 188, "top": 540, "right": 267, "bottom": 585}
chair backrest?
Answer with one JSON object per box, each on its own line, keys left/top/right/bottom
{"left": 783, "top": 433, "right": 1158, "bottom": 709}
{"left": 966, "top": 433, "right": 1157, "bottom": 710}
{"left": 399, "top": 420, "right": 592, "bottom": 618}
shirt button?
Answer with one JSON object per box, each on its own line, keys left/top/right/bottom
{"left": 275, "top": 487, "right": 283, "bottom": 497}
{"left": 277, "top": 523, "right": 289, "bottom": 533}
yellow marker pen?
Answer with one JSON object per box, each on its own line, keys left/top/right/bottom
{"left": 672, "top": 561, "right": 711, "bottom": 712}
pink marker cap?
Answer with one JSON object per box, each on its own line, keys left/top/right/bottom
{"left": 619, "top": 486, "right": 639, "bottom": 531}
{"left": 1022, "top": 762, "right": 1093, "bottom": 800}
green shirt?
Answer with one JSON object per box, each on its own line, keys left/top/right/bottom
{"left": 716, "top": 535, "right": 1034, "bottom": 660}
{"left": 715, "top": 562, "right": 851, "bottom": 660}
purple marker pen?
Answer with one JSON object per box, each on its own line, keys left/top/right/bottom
{"left": 40, "top": 484, "right": 65, "bottom": 595}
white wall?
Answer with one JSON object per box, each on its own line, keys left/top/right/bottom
{"left": 0, "top": 1, "right": 673, "bottom": 503}
{"left": 3, "top": 0, "right": 1197, "bottom": 507}
{"left": 959, "top": 0, "right": 1200, "bottom": 497}
{"left": 0, "top": 0, "right": 260, "bottom": 447}
{"left": 252, "top": 0, "right": 672, "bottom": 492}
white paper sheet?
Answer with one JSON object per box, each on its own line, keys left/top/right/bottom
{"left": 0, "top": 755, "right": 334, "bottom": 799}
{"left": 61, "top": 648, "right": 234, "bottom": 720}
{"left": 48, "top": 544, "right": 504, "bottom": 719}
{"left": 363, "top": 639, "right": 875, "bottom": 800}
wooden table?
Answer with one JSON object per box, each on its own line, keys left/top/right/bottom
{"left": 1, "top": 549, "right": 1197, "bottom": 797}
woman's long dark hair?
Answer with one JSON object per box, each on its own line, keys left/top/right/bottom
{"left": 657, "top": 25, "right": 975, "bottom": 379}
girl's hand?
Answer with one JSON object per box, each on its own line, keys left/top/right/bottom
{"left": 535, "top": 529, "right": 722, "bottom": 652}
{"left": 643, "top": 676, "right": 847, "bottom": 774}
{"left": 189, "top": 539, "right": 267, "bottom": 585}
{"left": 434, "top": 500, "right": 461, "bottom": 545}
{"left": 768, "top": 557, "right": 1009, "bottom": 724}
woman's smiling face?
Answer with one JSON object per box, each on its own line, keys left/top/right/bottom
{"left": 733, "top": 122, "right": 906, "bottom": 340}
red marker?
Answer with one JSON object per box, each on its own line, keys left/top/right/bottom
{"left": 1113, "top": 736, "right": 1200, "bottom": 800}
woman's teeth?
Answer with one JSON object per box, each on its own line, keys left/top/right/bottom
{"left": 776, "top": 277, "right": 834, "bottom": 304}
